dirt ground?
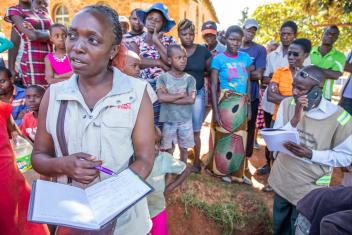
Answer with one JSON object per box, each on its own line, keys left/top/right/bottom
{"left": 22, "top": 110, "right": 344, "bottom": 235}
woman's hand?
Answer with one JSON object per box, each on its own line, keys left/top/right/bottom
{"left": 62, "top": 152, "right": 102, "bottom": 184}
{"left": 152, "top": 28, "right": 163, "bottom": 44}
{"left": 23, "top": 21, "right": 35, "bottom": 30}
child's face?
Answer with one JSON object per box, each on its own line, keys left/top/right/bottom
{"left": 226, "top": 32, "right": 242, "bottom": 55}
{"left": 50, "top": 27, "right": 67, "bottom": 50}
{"left": 0, "top": 72, "right": 13, "bottom": 96}
{"left": 168, "top": 48, "right": 187, "bottom": 72}
{"left": 25, "top": 88, "right": 44, "bottom": 112}
{"left": 123, "top": 56, "right": 141, "bottom": 78}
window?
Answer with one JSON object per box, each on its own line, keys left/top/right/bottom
{"left": 54, "top": 5, "right": 69, "bottom": 26}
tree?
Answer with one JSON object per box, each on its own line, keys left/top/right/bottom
{"left": 252, "top": 0, "right": 352, "bottom": 53}
{"left": 238, "top": 7, "right": 249, "bottom": 26}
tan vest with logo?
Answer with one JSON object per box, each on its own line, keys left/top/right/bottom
{"left": 46, "top": 68, "right": 151, "bottom": 235}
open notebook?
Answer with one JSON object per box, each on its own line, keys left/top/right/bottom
{"left": 28, "top": 168, "right": 153, "bottom": 230}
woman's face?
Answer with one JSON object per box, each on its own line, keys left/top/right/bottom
{"left": 66, "top": 10, "right": 118, "bottom": 77}
{"left": 178, "top": 28, "right": 195, "bottom": 48}
{"left": 145, "top": 11, "right": 164, "bottom": 33}
{"left": 288, "top": 44, "right": 307, "bottom": 69}
{"left": 31, "top": 0, "right": 49, "bottom": 12}
{"left": 226, "top": 32, "right": 242, "bottom": 54}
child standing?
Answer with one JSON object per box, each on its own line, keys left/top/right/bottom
{"left": 156, "top": 44, "right": 196, "bottom": 163}
{"left": 20, "top": 85, "right": 45, "bottom": 142}
{"left": 44, "top": 23, "right": 72, "bottom": 84}
{"left": 147, "top": 127, "right": 190, "bottom": 235}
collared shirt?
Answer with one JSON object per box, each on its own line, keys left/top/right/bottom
{"left": 11, "top": 85, "right": 28, "bottom": 126}
{"left": 275, "top": 98, "right": 352, "bottom": 167}
{"left": 310, "top": 46, "right": 346, "bottom": 100}
{"left": 343, "top": 49, "right": 352, "bottom": 99}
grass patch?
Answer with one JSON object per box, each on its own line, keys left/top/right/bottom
{"left": 180, "top": 190, "right": 242, "bottom": 235}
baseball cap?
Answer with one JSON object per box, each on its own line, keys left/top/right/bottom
{"left": 243, "top": 19, "right": 259, "bottom": 30}
{"left": 201, "top": 21, "right": 217, "bottom": 36}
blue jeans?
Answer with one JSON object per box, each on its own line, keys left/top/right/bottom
{"left": 192, "top": 88, "right": 206, "bottom": 132}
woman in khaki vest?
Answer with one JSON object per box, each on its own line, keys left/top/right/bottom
{"left": 31, "top": 5, "right": 155, "bottom": 235}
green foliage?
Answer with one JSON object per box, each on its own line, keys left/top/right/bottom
{"left": 252, "top": 0, "right": 352, "bottom": 53}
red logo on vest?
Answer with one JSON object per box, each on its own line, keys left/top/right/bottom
{"left": 117, "top": 103, "right": 131, "bottom": 110}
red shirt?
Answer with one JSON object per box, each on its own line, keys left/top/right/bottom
{"left": 20, "top": 111, "right": 38, "bottom": 141}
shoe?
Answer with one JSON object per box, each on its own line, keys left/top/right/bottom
{"left": 262, "top": 184, "right": 273, "bottom": 192}
{"left": 242, "top": 175, "right": 253, "bottom": 185}
{"left": 222, "top": 176, "right": 232, "bottom": 183}
{"left": 254, "top": 142, "right": 260, "bottom": 149}
{"left": 257, "top": 164, "right": 270, "bottom": 175}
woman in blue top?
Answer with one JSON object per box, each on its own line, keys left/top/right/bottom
{"left": 207, "top": 25, "right": 254, "bottom": 184}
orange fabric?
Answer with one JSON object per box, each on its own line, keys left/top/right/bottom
{"left": 0, "top": 101, "right": 49, "bottom": 235}
{"left": 112, "top": 42, "right": 128, "bottom": 71}
{"left": 271, "top": 67, "right": 293, "bottom": 120}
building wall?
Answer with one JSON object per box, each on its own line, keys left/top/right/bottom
{"left": 0, "top": 0, "right": 218, "bottom": 42}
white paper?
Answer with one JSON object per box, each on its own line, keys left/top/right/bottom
{"left": 31, "top": 180, "right": 98, "bottom": 229}
{"left": 86, "top": 169, "right": 152, "bottom": 225}
{"left": 260, "top": 128, "right": 312, "bottom": 164}
{"left": 29, "top": 169, "right": 152, "bottom": 230}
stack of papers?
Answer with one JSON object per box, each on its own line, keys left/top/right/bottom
{"left": 260, "top": 128, "right": 311, "bottom": 163}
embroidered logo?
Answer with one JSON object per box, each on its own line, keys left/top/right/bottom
{"left": 117, "top": 103, "right": 131, "bottom": 110}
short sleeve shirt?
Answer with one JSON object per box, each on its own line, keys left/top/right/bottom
{"left": 146, "top": 152, "right": 186, "bottom": 217}
{"left": 211, "top": 51, "right": 252, "bottom": 94}
{"left": 310, "top": 46, "right": 346, "bottom": 99}
{"left": 156, "top": 72, "right": 196, "bottom": 122}
{"left": 239, "top": 42, "right": 267, "bottom": 100}
{"left": 20, "top": 111, "right": 37, "bottom": 142}
{"left": 270, "top": 67, "right": 293, "bottom": 120}
{"left": 184, "top": 44, "right": 211, "bottom": 91}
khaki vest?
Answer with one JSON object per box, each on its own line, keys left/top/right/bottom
{"left": 46, "top": 67, "right": 151, "bottom": 235}
{"left": 269, "top": 97, "right": 352, "bottom": 205}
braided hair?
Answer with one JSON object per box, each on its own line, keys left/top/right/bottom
{"left": 82, "top": 4, "right": 123, "bottom": 45}
{"left": 178, "top": 19, "right": 195, "bottom": 32}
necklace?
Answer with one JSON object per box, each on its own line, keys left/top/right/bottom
{"left": 53, "top": 54, "right": 67, "bottom": 63}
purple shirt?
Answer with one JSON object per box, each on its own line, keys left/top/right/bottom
{"left": 239, "top": 42, "right": 267, "bottom": 101}
{"left": 343, "top": 50, "right": 352, "bottom": 99}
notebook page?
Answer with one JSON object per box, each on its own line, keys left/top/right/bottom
{"left": 31, "top": 180, "right": 99, "bottom": 229}
{"left": 85, "top": 169, "right": 151, "bottom": 225}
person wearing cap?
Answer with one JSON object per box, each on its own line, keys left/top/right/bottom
{"left": 310, "top": 25, "right": 346, "bottom": 101}
{"left": 119, "top": 15, "right": 130, "bottom": 35}
{"left": 239, "top": 19, "right": 267, "bottom": 162}
{"left": 201, "top": 21, "right": 226, "bottom": 56}
{"left": 130, "top": 2, "right": 176, "bottom": 127}
{"left": 267, "top": 65, "right": 352, "bottom": 235}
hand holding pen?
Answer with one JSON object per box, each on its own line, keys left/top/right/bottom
{"left": 62, "top": 152, "right": 102, "bottom": 184}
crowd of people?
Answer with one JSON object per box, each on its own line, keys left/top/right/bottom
{"left": 0, "top": 1, "right": 352, "bottom": 235}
